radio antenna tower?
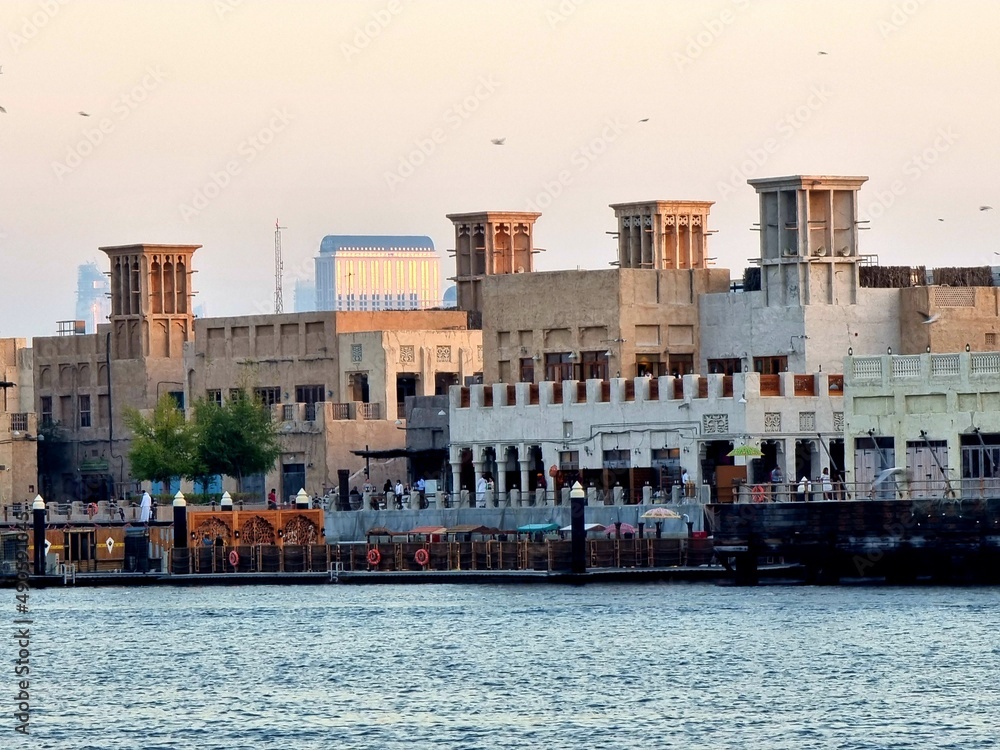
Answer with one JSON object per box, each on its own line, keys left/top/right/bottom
{"left": 274, "top": 218, "right": 286, "bottom": 313}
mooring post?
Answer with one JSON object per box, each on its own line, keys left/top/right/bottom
{"left": 172, "top": 491, "right": 187, "bottom": 574}
{"left": 570, "top": 481, "right": 586, "bottom": 574}
{"left": 32, "top": 494, "right": 46, "bottom": 575}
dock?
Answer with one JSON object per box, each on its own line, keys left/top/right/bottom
{"left": 708, "top": 497, "right": 1000, "bottom": 584}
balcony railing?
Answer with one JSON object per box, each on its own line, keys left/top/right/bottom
{"left": 10, "top": 413, "right": 28, "bottom": 432}
{"left": 360, "top": 402, "right": 381, "bottom": 420}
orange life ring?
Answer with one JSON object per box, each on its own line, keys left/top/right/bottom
{"left": 367, "top": 548, "right": 381, "bottom": 566}
{"left": 228, "top": 549, "right": 239, "bottom": 566}
{"left": 414, "top": 548, "right": 429, "bottom": 566}
{"left": 751, "top": 485, "right": 766, "bottom": 503}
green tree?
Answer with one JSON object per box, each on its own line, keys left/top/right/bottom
{"left": 193, "top": 389, "right": 282, "bottom": 492}
{"left": 124, "top": 394, "right": 197, "bottom": 488}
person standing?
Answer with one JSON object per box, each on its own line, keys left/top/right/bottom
{"left": 821, "top": 467, "right": 834, "bottom": 501}
{"left": 394, "top": 480, "right": 404, "bottom": 509}
{"left": 770, "top": 465, "right": 784, "bottom": 501}
{"left": 267, "top": 488, "right": 277, "bottom": 510}
{"left": 476, "top": 475, "right": 487, "bottom": 508}
{"left": 139, "top": 490, "right": 152, "bottom": 524}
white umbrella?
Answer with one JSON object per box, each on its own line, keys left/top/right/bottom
{"left": 139, "top": 491, "right": 151, "bottom": 523}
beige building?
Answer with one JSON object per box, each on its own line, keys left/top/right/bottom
{"left": 1, "top": 338, "right": 37, "bottom": 508}
{"left": 185, "top": 309, "right": 481, "bottom": 500}
{"left": 455, "top": 202, "right": 729, "bottom": 384}
{"left": 32, "top": 243, "right": 197, "bottom": 502}
{"left": 30, "top": 241, "right": 482, "bottom": 503}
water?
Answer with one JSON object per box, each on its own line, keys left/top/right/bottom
{"left": 13, "top": 583, "right": 1000, "bottom": 749}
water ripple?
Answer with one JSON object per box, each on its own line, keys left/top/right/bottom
{"left": 20, "top": 584, "right": 1000, "bottom": 749}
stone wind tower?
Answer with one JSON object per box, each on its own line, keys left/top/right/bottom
{"left": 101, "top": 243, "right": 201, "bottom": 360}
{"left": 747, "top": 175, "right": 868, "bottom": 306}
{"left": 446, "top": 211, "right": 541, "bottom": 314}
{"left": 609, "top": 200, "right": 715, "bottom": 269}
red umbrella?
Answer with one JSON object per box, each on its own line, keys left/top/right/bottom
{"left": 607, "top": 522, "right": 637, "bottom": 537}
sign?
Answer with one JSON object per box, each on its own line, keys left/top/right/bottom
{"left": 44, "top": 539, "right": 51, "bottom": 555}
{"left": 105, "top": 537, "right": 115, "bottom": 554}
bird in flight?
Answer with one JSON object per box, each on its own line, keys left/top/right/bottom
{"left": 917, "top": 311, "right": 940, "bottom": 325}
{"left": 0, "top": 105, "right": 6, "bottom": 114}
{"left": 938, "top": 218, "right": 945, "bottom": 222}
{"left": 490, "top": 137, "right": 505, "bottom": 146}
{"left": 818, "top": 51, "right": 829, "bottom": 55}
{"left": 78, "top": 111, "right": 90, "bottom": 117}
{"left": 980, "top": 205, "right": 994, "bottom": 211}
{"left": 638, "top": 118, "right": 649, "bottom": 122}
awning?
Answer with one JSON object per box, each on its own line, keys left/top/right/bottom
{"left": 366, "top": 526, "right": 402, "bottom": 537}
{"left": 559, "top": 523, "right": 606, "bottom": 532}
{"left": 445, "top": 525, "right": 492, "bottom": 535}
{"left": 407, "top": 526, "right": 448, "bottom": 536}
{"left": 517, "top": 522, "right": 560, "bottom": 533}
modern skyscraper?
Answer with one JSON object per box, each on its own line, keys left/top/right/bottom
{"left": 314, "top": 235, "right": 440, "bottom": 311}
{"left": 75, "top": 261, "right": 111, "bottom": 333}
{"left": 294, "top": 279, "right": 316, "bottom": 312}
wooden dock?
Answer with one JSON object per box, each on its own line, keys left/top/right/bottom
{"left": 707, "top": 498, "right": 1000, "bottom": 584}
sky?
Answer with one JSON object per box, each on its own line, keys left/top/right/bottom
{"left": 2, "top": 0, "right": 999, "bottom": 340}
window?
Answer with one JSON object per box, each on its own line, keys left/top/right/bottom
{"left": 167, "top": 391, "right": 184, "bottom": 410}
{"left": 669, "top": 354, "right": 694, "bottom": 377}
{"left": 254, "top": 387, "right": 281, "bottom": 407}
{"left": 79, "top": 395, "right": 91, "bottom": 428}
{"left": 228, "top": 388, "right": 246, "bottom": 402}
{"left": 708, "top": 358, "right": 742, "bottom": 375}
{"left": 295, "top": 384, "right": 325, "bottom": 422}
{"left": 206, "top": 389, "right": 222, "bottom": 406}
{"left": 753, "top": 356, "right": 788, "bottom": 375}
{"left": 544, "top": 353, "right": 575, "bottom": 382}
{"left": 580, "top": 351, "right": 609, "bottom": 380}
{"left": 635, "top": 355, "right": 667, "bottom": 377}
{"left": 519, "top": 358, "right": 535, "bottom": 383}
{"left": 40, "top": 396, "right": 52, "bottom": 427}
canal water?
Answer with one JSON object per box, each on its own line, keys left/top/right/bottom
{"left": 19, "top": 583, "right": 1000, "bottom": 749}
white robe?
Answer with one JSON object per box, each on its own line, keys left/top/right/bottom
{"left": 139, "top": 491, "right": 152, "bottom": 523}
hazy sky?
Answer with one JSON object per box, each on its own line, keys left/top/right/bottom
{"left": 2, "top": 0, "right": 999, "bottom": 339}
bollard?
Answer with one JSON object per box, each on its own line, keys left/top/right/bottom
{"left": 586, "top": 485, "right": 597, "bottom": 507}
{"left": 295, "top": 488, "right": 310, "bottom": 509}
{"left": 220, "top": 491, "right": 233, "bottom": 512}
{"left": 509, "top": 488, "right": 520, "bottom": 507}
{"left": 337, "top": 469, "right": 351, "bottom": 511}
{"left": 612, "top": 484, "right": 624, "bottom": 505}
{"left": 570, "top": 482, "right": 586, "bottom": 574}
{"left": 32, "top": 495, "right": 46, "bottom": 575}
{"left": 642, "top": 484, "right": 652, "bottom": 505}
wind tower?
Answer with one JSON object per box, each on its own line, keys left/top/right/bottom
{"left": 274, "top": 219, "right": 286, "bottom": 313}
{"left": 748, "top": 175, "right": 868, "bottom": 306}
{"left": 445, "top": 211, "right": 541, "bottom": 314}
